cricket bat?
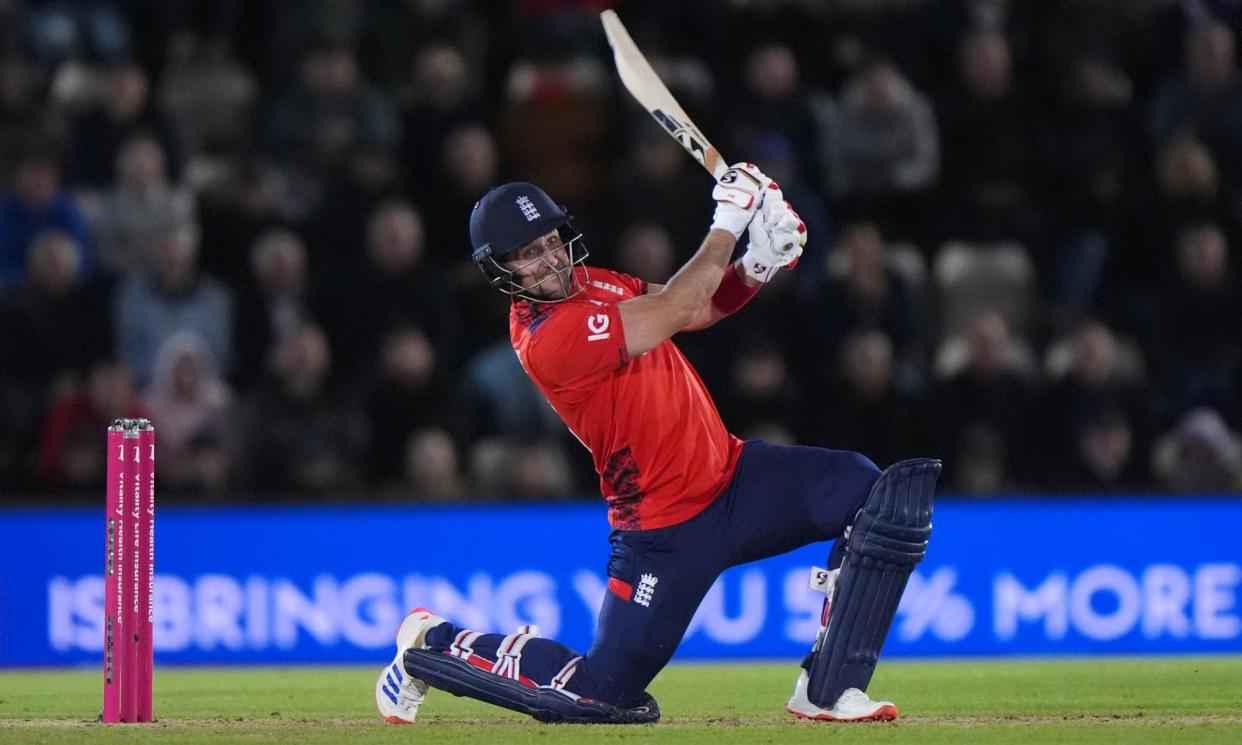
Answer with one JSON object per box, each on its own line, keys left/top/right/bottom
{"left": 601, "top": 10, "right": 728, "bottom": 180}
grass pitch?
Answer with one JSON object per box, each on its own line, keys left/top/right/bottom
{"left": 2, "top": 656, "right": 1240, "bottom": 744}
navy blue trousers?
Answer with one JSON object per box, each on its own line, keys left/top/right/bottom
{"left": 423, "top": 440, "right": 880, "bottom": 707}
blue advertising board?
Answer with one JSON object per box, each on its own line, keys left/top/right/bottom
{"left": 1, "top": 498, "right": 1239, "bottom": 666}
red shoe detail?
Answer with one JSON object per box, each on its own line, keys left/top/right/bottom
{"left": 785, "top": 703, "right": 899, "bottom": 722}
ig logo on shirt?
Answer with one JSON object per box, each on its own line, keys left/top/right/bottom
{"left": 586, "top": 313, "right": 611, "bottom": 342}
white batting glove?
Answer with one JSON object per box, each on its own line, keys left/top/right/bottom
{"left": 710, "top": 162, "right": 769, "bottom": 239}
{"left": 741, "top": 189, "right": 806, "bottom": 283}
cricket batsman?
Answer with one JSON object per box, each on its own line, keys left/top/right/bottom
{"left": 376, "top": 163, "right": 940, "bottom": 724}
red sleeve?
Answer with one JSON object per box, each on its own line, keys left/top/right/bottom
{"left": 525, "top": 303, "right": 629, "bottom": 394}
{"left": 593, "top": 268, "right": 648, "bottom": 296}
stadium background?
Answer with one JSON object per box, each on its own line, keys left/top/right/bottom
{"left": 0, "top": 0, "right": 1240, "bottom": 668}
{"left": 1, "top": 0, "right": 1241, "bottom": 501}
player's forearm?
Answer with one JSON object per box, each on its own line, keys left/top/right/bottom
{"left": 659, "top": 229, "right": 739, "bottom": 324}
{"left": 683, "top": 262, "right": 761, "bottom": 331}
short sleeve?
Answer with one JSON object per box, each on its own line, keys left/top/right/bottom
{"left": 612, "top": 270, "right": 648, "bottom": 296}
{"left": 525, "top": 303, "right": 629, "bottom": 393}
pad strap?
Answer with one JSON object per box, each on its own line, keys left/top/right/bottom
{"left": 492, "top": 631, "right": 535, "bottom": 681}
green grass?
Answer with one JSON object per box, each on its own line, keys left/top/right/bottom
{"left": 2, "top": 657, "right": 1240, "bottom": 744}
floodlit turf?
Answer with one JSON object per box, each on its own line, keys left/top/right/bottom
{"left": 2, "top": 657, "right": 1240, "bottom": 744}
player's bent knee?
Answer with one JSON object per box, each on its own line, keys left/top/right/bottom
{"left": 832, "top": 450, "right": 882, "bottom": 505}
{"left": 403, "top": 648, "right": 660, "bottom": 724}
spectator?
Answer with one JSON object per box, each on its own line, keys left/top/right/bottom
{"left": 1133, "top": 134, "right": 1228, "bottom": 282}
{"left": 63, "top": 59, "right": 183, "bottom": 188}
{"left": 416, "top": 122, "right": 498, "bottom": 259}
{"left": 195, "top": 160, "right": 289, "bottom": 284}
{"left": 726, "top": 43, "right": 823, "bottom": 192}
{"left": 1148, "top": 22, "right": 1242, "bottom": 182}
{"left": 34, "top": 359, "right": 144, "bottom": 489}
{"left": 809, "top": 331, "right": 923, "bottom": 468}
{"left": 88, "top": 132, "right": 196, "bottom": 276}
{"left": 1152, "top": 407, "right": 1242, "bottom": 492}
{"left": 179, "top": 430, "right": 235, "bottom": 497}
{"left": 23, "top": 1, "right": 132, "bottom": 65}
{"left": 949, "top": 423, "right": 1013, "bottom": 496}
{"left": 304, "top": 137, "right": 406, "bottom": 277}
{"left": 1059, "top": 407, "right": 1149, "bottom": 493}
{"left": 157, "top": 36, "right": 258, "bottom": 154}
{"left": 0, "top": 59, "right": 57, "bottom": 169}
{"left": 605, "top": 125, "right": 709, "bottom": 259}
{"left": 1152, "top": 222, "right": 1241, "bottom": 414}
{"left": 400, "top": 427, "right": 468, "bottom": 502}
{"left": 362, "top": 0, "right": 488, "bottom": 88}
{"left": 459, "top": 338, "right": 563, "bottom": 442}
{"left": 0, "top": 230, "right": 110, "bottom": 389}
{"left": 1039, "top": 320, "right": 1151, "bottom": 472}
{"left": 113, "top": 221, "right": 234, "bottom": 386}
{"left": 506, "top": 439, "right": 576, "bottom": 501}
{"left": 817, "top": 56, "right": 939, "bottom": 237}
{"left": 240, "top": 322, "right": 366, "bottom": 495}
{"left": 1156, "top": 134, "right": 1223, "bottom": 224}
{"left": 936, "top": 30, "right": 1041, "bottom": 245}
{"left": 324, "top": 199, "right": 458, "bottom": 374}
{"left": 141, "top": 330, "right": 235, "bottom": 491}
{"left": 933, "top": 310, "right": 1035, "bottom": 480}
{"left": 718, "top": 341, "right": 804, "bottom": 444}
{"left": 233, "top": 228, "right": 322, "bottom": 385}
{"left": 496, "top": 41, "right": 610, "bottom": 206}
{"left": 1041, "top": 53, "right": 1140, "bottom": 320}
{"left": 0, "top": 145, "right": 94, "bottom": 285}
{"left": 398, "top": 43, "right": 484, "bottom": 186}
{"left": 365, "top": 326, "right": 452, "bottom": 486}
{"left": 264, "top": 40, "right": 399, "bottom": 178}
{"left": 796, "top": 221, "right": 918, "bottom": 379}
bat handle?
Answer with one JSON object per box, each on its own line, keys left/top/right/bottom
{"left": 706, "top": 147, "right": 728, "bottom": 180}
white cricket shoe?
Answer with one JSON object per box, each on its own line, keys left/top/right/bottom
{"left": 785, "top": 670, "right": 899, "bottom": 722}
{"left": 376, "top": 607, "right": 446, "bottom": 724}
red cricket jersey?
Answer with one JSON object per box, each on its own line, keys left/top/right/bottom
{"left": 511, "top": 267, "right": 744, "bottom": 531}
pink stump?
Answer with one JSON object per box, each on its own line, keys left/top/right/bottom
{"left": 122, "top": 424, "right": 140, "bottom": 723}
{"left": 137, "top": 422, "right": 155, "bottom": 721}
{"left": 103, "top": 422, "right": 126, "bottom": 723}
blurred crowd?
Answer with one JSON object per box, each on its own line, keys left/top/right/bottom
{"left": 1, "top": 0, "right": 1242, "bottom": 503}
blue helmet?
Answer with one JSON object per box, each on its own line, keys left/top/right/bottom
{"left": 470, "top": 182, "right": 569, "bottom": 261}
{"left": 469, "top": 181, "right": 589, "bottom": 302}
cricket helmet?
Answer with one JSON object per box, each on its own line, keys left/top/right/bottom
{"left": 469, "top": 181, "right": 589, "bottom": 302}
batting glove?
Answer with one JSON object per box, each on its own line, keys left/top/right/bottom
{"left": 710, "top": 162, "right": 769, "bottom": 239}
{"left": 741, "top": 189, "right": 806, "bottom": 283}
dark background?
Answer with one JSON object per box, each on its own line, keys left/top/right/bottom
{"left": 1, "top": 0, "right": 1240, "bottom": 503}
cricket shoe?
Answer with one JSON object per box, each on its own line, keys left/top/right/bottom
{"left": 785, "top": 670, "right": 898, "bottom": 722}
{"left": 376, "top": 608, "right": 446, "bottom": 724}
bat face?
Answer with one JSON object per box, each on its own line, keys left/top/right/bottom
{"left": 651, "top": 109, "right": 711, "bottom": 170}
{"left": 601, "top": 10, "right": 726, "bottom": 179}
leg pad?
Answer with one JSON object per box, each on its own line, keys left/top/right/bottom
{"left": 404, "top": 649, "right": 660, "bottom": 724}
{"left": 806, "top": 458, "right": 940, "bottom": 707}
